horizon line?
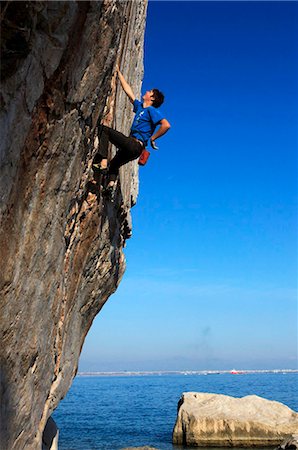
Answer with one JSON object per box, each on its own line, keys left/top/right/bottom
{"left": 77, "top": 369, "right": 298, "bottom": 376}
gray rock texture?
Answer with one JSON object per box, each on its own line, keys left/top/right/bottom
{"left": 172, "top": 392, "right": 298, "bottom": 447}
{"left": 42, "top": 417, "right": 58, "bottom": 450}
{"left": 0, "top": 1, "right": 147, "bottom": 449}
{"left": 277, "top": 435, "right": 298, "bottom": 450}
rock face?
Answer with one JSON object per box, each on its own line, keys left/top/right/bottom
{"left": 0, "top": 1, "right": 147, "bottom": 449}
{"left": 41, "top": 417, "right": 58, "bottom": 450}
{"left": 172, "top": 392, "right": 298, "bottom": 447}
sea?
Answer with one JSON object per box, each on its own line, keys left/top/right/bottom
{"left": 52, "top": 371, "right": 298, "bottom": 450}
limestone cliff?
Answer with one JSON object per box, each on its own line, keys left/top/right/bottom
{"left": 0, "top": 1, "right": 147, "bottom": 448}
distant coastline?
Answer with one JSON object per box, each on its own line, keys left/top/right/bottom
{"left": 77, "top": 369, "right": 298, "bottom": 377}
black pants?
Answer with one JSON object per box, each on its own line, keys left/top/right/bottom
{"left": 97, "top": 125, "right": 143, "bottom": 182}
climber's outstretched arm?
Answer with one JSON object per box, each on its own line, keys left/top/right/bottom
{"left": 116, "top": 65, "right": 136, "bottom": 104}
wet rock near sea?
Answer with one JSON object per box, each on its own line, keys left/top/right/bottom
{"left": 276, "top": 434, "right": 298, "bottom": 450}
{"left": 173, "top": 392, "right": 298, "bottom": 447}
{"left": 42, "top": 417, "right": 58, "bottom": 450}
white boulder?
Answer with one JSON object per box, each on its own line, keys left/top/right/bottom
{"left": 173, "top": 392, "right": 298, "bottom": 447}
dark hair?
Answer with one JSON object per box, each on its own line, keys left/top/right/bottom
{"left": 152, "top": 89, "right": 164, "bottom": 108}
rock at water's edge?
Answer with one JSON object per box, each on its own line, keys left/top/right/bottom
{"left": 172, "top": 392, "right": 298, "bottom": 447}
{"left": 42, "top": 417, "right": 58, "bottom": 450}
{"left": 276, "top": 434, "right": 298, "bottom": 450}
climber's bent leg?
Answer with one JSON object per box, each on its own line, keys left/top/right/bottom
{"left": 95, "top": 125, "right": 133, "bottom": 172}
{"left": 108, "top": 139, "right": 143, "bottom": 182}
{"left": 96, "top": 124, "right": 143, "bottom": 179}
{"left": 97, "top": 125, "right": 133, "bottom": 157}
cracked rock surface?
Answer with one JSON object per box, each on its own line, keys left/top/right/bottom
{"left": 0, "top": 1, "right": 147, "bottom": 448}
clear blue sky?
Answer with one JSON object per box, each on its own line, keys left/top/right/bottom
{"left": 79, "top": 1, "right": 298, "bottom": 372}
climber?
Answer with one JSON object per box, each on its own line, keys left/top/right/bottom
{"left": 94, "top": 64, "right": 171, "bottom": 198}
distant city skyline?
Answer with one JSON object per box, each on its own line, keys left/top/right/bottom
{"left": 79, "top": 1, "right": 297, "bottom": 372}
{"left": 77, "top": 369, "right": 298, "bottom": 376}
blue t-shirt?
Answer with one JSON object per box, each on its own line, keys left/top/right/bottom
{"left": 130, "top": 99, "right": 164, "bottom": 146}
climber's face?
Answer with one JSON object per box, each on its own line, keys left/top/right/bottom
{"left": 143, "top": 90, "right": 154, "bottom": 103}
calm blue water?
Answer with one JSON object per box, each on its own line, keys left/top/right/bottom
{"left": 52, "top": 373, "right": 298, "bottom": 450}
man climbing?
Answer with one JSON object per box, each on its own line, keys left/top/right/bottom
{"left": 94, "top": 64, "right": 171, "bottom": 198}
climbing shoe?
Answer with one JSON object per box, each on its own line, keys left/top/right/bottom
{"left": 93, "top": 163, "right": 108, "bottom": 175}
